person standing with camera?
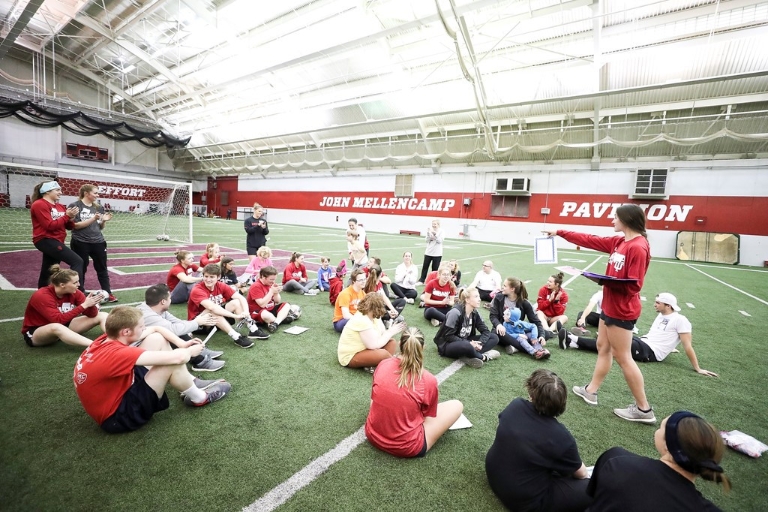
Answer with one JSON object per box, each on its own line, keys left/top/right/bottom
{"left": 244, "top": 202, "right": 269, "bottom": 263}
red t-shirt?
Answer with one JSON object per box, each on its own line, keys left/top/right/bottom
{"left": 166, "top": 263, "right": 199, "bottom": 291}
{"left": 187, "top": 281, "right": 235, "bottom": 320}
{"left": 73, "top": 334, "right": 145, "bottom": 425}
{"left": 365, "top": 357, "right": 438, "bottom": 457}
{"left": 283, "top": 262, "right": 307, "bottom": 283}
{"left": 557, "top": 230, "right": 650, "bottom": 320}
{"left": 424, "top": 279, "right": 455, "bottom": 306}
{"left": 248, "top": 279, "right": 275, "bottom": 317}
{"left": 199, "top": 254, "right": 222, "bottom": 267}
{"left": 536, "top": 285, "right": 569, "bottom": 317}
{"left": 30, "top": 199, "right": 74, "bottom": 244}
{"left": 22, "top": 285, "right": 99, "bottom": 333}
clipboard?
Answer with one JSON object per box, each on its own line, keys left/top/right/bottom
{"left": 582, "top": 272, "right": 638, "bottom": 285}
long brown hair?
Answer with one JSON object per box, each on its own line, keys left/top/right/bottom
{"left": 364, "top": 266, "right": 381, "bottom": 293}
{"left": 397, "top": 327, "right": 424, "bottom": 389}
{"left": 675, "top": 416, "right": 731, "bottom": 491}
{"left": 505, "top": 277, "right": 529, "bottom": 306}
{"left": 616, "top": 204, "right": 648, "bottom": 238}
{"left": 49, "top": 264, "right": 78, "bottom": 286}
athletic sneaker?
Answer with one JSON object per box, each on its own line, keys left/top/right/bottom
{"left": 460, "top": 357, "right": 484, "bottom": 369}
{"left": 362, "top": 366, "right": 375, "bottom": 374}
{"left": 232, "top": 334, "right": 255, "bottom": 349}
{"left": 247, "top": 322, "right": 270, "bottom": 340}
{"left": 430, "top": 318, "right": 440, "bottom": 327}
{"left": 183, "top": 381, "right": 232, "bottom": 407}
{"left": 558, "top": 328, "right": 568, "bottom": 350}
{"left": 571, "top": 326, "right": 591, "bottom": 336}
{"left": 107, "top": 294, "right": 118, "bottom": 303}
{"left": 191, "top": 355, "right": 225, "bottom": 372}
{"left": 266, "top": 322, "right": 279, "bottom": 333}
{"left": 202, "top": 348, "right": 224, "bottom": 359}
{"left": 415, "top": 281, "right": 423, "bottom": 286}
{"left": 305, "top": 289, "right": 319, "bottom": 296}
{"left": 573, "top": 385, "right": 598, "bottom": 405}
{"left": 504, "top": 345, "right": 518, "bottom": 355}
{"left": 555, "top": 320, "right": 563, "bottom": 332}
{"left": 286, "top": 311, "right": 300, "bottom": 323}
{"left": 180, "top": 378, "right": 226, "bottom": 397}
{"left": 405, "top": 298, "right": 414, "bottom": 304}
{"left": 393, "top": 315, "right": 405, "bottom": 324}
{"left": 482, "top": 349, "right": 501, "bottom": 361}
{"left": 533, "top": 349, "right": 551, "bottom": 360}
{"left": 613, "top": 403, "right": 657, "bottom": 424}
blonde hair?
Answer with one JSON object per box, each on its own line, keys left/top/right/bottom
{"left": 105, "top": 306, "right": 143, "bottom": 339}
{"left": 397, "top": 328, "right": 424, "bottom": 389}
{"left": 458, "top": 287, "right": 478, "bottom": 304}
{"left": 253, "top": 202, "right": 262, "bottom": 210}
{"left": 205, "top": 243, "right": 219, "bottom": 257}
{"left": 257, "top": 246, "right": 272, "bottom": 259}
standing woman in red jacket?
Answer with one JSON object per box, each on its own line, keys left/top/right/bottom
{"left": 544, "top": 204, "right": 654, "bottom": 424}
{"left": 30, "top": 181, "right": 84, "bottom": 289}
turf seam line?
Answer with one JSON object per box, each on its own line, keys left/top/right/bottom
{"left": 685, "top": 264, "right": 768, "bottom": 306}
{"left": 243, "top": 360, "right": 464, "bottom": 512}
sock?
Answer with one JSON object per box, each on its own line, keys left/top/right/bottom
{"left": 228, "top": 329, "right": 240, "bottom": 339}
{"left": 568, "top": 333, "right": 579, "bottom": 348}
{"left": 639, "top": 406, "right": 653, "bottom": 413}
{"left": 183, "top": 385, "right": 206, "bottom": 403}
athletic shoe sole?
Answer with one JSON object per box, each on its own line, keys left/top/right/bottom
{"left": 247, "top": 331, "right": 270, "bottom": 340}
{"left": 558, "top": 328, "right": 567, "bottom": 350}
{"left": 191, "top": 363, "right": 225, "bottom": 372}
{"left": 460, "top": 357, "right": 484, "bottom": 369}
{"left": 184, "top": 382, "right": 231, "bottom": 407}
{"left": 613, "top": 408, "right": 657, "bottom": 424}
{"left": 573, "top": 385, "right": 598, "bottom": 405}
{"left": 233, "top": 338, "right": 254, "bottom": 348}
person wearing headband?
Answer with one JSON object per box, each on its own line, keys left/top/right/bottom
{"left": 30, "top": 180, "right": 84, "bottom": 289}
{"left": 587, "top": 410, "right": 730, "bottom": 511}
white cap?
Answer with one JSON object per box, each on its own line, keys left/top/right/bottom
{"left": 656, "top": 292, "right": 681, "bottom": 311}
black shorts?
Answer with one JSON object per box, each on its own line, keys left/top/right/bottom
{"left": 254, "top": 302, "right": 288, "bottom": 323}
{"left": 600, "top": 312, "right": 636, "bottom": 331}
{"left": 415, "top": 428, "right": 428, "bottom": 458}
{"left": 246, "top": 246, "right": 259, "bottom": 256}
{"left": 22, "top": 327, "right": 39, "bottom": 347}
{"left": 100, "top": 366, "right": 170, "bottom": 434}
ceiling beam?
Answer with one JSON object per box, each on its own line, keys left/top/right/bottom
{"left": 0, "top": 0, "right": 46, "bottom": 61}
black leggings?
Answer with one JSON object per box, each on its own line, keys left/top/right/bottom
{"left": 442, "top": 333, "right": 499, "bottom": 360}
{"left": 35, "top": 238, "right": 83, "bottom": 289}
{"left": 419, "top": 255, "right": 442, "bottom": 282}
{"left": 424, "top": 305, "right": 452, "bottom": 323}
{"left": 390, "top": 283, "right": 418, "bottom": 300}
{"left": 71, "top": 239, "right": 111, "bottom": 293}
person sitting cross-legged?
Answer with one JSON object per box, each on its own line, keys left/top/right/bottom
{"left": 247, "top": 266, "right": 300, "bottom": 335}
{"left": 73, "top": 306, "right": 232, "bottom": 434}
{"left": 338, "top": 293, "right": 404, "bottom": 373}
{"left": 188, "top": 263, "right": 264, "bottom": 348}
{"left": 558, "top": 293, "right": 717, "bottom": 379}
{"left": 138, "top": 283, "right": 224, "bottom": 372}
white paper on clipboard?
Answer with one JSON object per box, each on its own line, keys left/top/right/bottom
{"left": 534, "top": 237, "right": 557, "bottom": 264}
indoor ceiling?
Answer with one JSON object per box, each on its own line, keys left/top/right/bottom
{"left": 1, "top": 0, "right": 768, "bottom": 175}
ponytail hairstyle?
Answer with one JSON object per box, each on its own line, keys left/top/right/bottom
{"left": 616, "top": 204, "right": 648, "bottom": 238}
{"left": 174, "top": 250, "right": 191, "bottom": 264}
{"left": 290, "top": 252, "right": 302, "bottom": 264}
{"left": 31, "top": 182, "right": 45, "bottom": 202}
{"left": 458, "top": 286, "right": 478, "bottom": 305}
{"left": 550, "top": 272, "right": 564, "bottom": 291}
{"left": 666, "top": 412, "right": 731, "bottom": 492}
{"left": 364, "top": 265, "right": 381, "bottom": 294}
{"left": 205, "top": 243, "right": 219, "bottom": 258}
{"left": 450, "top": 259, "right": 460, "bottom": 273}
{"left": 49, "top": 264, "right": 78, "bottom": 286}
{"left": 220, "top": 257, "right": 235, "bottom": 272}
{"left": 505, "top": 277, "right": 528, "bottom": 306}
{"left": 397, "top": 327, "right": 425, "bottom": 389}
{"left": 78, "top": 184, "right": 100, "bottom": 206}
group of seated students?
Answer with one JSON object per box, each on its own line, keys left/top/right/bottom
{"left": 23, "top": 234, "right": 730, "bottom": 510}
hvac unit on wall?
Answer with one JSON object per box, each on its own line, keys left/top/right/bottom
{"left": 494, "top": 177, "right": 531, "bottom": 196}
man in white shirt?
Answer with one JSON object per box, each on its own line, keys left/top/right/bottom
{"left": 138, "top": 284, "right": 225, "bottom": 372}
{"left": 468, "top": 260, "right": 503, "bottom": 302}
{"left": 570, "top": 290, "right": 603, "bottom": 335}
{"left": 558, "top": 293, "right": 717, "bottom": 377}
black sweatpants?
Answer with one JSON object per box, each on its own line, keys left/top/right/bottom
{"left": 35, "top": 238, "right": 83, "bottom": 289}
{"left": 71, "top": 239, "right": 111, "bottom": 293}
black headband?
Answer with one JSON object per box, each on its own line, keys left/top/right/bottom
{"left": 666, "top": 411, "right": 723, "bottom": 474}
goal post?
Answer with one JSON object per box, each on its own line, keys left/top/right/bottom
{"left": 0, "top": 161, "right": 194, "bottom": 245}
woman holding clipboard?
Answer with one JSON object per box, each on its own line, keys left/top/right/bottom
{"left": 543, "top": 204, "right": 654, "bottom": 424}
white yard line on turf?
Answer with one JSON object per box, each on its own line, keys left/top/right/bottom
{"left": 0, "top": 273, "right": 17, "bottom": 290}
{"left": 243, "top": 360, "right": 465, "bottom": 512}
{"left": 685, "top": 264, "right": 768, "bottom": 306}
{"left": 0, "top": 301, "right": 142, "bottom": 323}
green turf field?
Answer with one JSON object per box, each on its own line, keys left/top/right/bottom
{"left": 1, "top": 217, "right": 766, "bottom": 511}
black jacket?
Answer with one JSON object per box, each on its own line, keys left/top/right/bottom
{"left": 434, "top": 303, "right": 492, "bottom": 356}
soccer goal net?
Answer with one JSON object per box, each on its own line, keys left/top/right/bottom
{"left": 0, "top": 162, "right": 193, "bottom": 245}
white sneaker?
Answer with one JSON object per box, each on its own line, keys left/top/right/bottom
{"left": 504, "top": 345, "right": 518, "bottom": 355}
{"left": 482, "top": 349, "right": 501, "bottom": 361}
{"left": 405, "top": 298, "right": 414, "bottom": 304}
{"left": 306, "top": 289, "right": 319, "bottom": 296}
{"left": 613, "top": 403, "right": 656, "bottom": 424}
{"left": 430, "top": 318, "right": 440, "bottom": 327}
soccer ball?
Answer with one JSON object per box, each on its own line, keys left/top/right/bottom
{"left": 156, "top": 234, "right": 170, "bottom": 241}
{"left": 289, "top": 304, "right": 302, "bottom": 319}
{"left": 92, "top": 290, "right": 109, "bottom": 302}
